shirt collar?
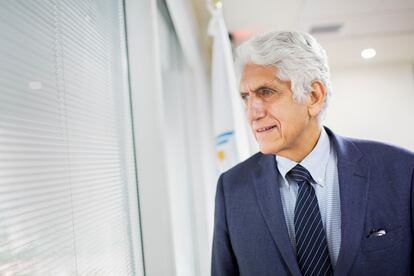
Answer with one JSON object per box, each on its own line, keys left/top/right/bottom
{"left": 275, "top": 128, "right": 330, "bottom": 188}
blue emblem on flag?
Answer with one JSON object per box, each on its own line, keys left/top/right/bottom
{"left": 215, "top": 130, "right": 234, "bottom": 146}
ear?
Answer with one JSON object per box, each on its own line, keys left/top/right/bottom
{"left": 307, "top": 80, "right": 327, "bottom": 118}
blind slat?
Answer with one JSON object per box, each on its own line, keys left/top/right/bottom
{"left": 0, "top": 0, "right": 140, "bottom": 274}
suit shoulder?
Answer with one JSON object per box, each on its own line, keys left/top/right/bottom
{"left": 326, "top": 127, "right": 414, "bottom": 162}
{"left": 221, "top": 152, "right": 263, "bottom": 181}
{"left": 349, "top": 137, "right": 414, "bottom": 165}
{"left": 218, "top": 152, "right": 266, "bottom": 197}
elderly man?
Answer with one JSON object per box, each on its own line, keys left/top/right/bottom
{"left": 211, "top": 31, "right": 414, "bottom": 276}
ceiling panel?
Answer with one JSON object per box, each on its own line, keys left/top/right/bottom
{"left": 300, "top": 0, "right": 414, "bottom": 18}
{"left": 222, "top": 0, "right": 304, "bottom": 32}
{"left": 214, "top": 0, "right": 414, "bottom": 67}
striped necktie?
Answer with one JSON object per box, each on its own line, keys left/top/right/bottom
{"left": 288, "top": 164, "right": 333, "bottom": 276}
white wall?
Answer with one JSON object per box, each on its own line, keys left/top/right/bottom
{"left": 325, "top": 62, "right": 414, "bottom": 151}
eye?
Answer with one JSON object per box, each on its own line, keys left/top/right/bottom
{"left": 258, "top": 88, "right": 275, "bottom": 97}
{"left": 240, "top": 92, "right": 249, "bottom": 102}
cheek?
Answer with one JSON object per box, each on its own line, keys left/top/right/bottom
{"left": 276, "top": 109, "right": 302, "bottom": 132}
{"left": 246, "top": 107, "right": 257, "bottom": 126}
{"left": 246, "top": 112, "right": 253, "bottom": 127}
{"left": 284, "top": 109, "right": 309, "bottom": 134}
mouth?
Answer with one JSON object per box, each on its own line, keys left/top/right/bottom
{"left": 256, "top": 125, "right": 277, "bottom": 133}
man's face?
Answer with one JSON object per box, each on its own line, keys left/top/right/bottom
{"left": 240, "top": 64, "right": 314, "bottom": 158}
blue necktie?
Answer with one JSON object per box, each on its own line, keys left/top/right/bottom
{"left": 289, "top": 164, "right": 333, "bottom": 276}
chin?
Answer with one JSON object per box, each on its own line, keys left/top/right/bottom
{"left": 259, "top": 146, "right": 278, "bottom": 155}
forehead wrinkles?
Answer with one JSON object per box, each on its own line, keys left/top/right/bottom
{"left": 240, "top": 80, "right": 273, "bottom": 93}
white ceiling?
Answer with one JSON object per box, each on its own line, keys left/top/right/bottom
{"left": 221, "top": 0, "right": 414, "bottom": 68}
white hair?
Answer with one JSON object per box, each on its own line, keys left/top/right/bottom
{"left": 234, "top": 31, "right": 332, "bottom": 121}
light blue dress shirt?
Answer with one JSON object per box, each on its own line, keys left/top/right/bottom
{"left": 275, "top": 128, "right": 341, "bottom": 267}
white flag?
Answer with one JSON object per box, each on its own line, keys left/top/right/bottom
{"left": 208, "top": 8, "right": 250, "bottom": 174}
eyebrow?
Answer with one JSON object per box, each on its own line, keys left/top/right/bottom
{"left": 240, "top": 83, "right": 277, "bottom": 94}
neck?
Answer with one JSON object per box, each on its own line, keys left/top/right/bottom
{"left": 281, "top": 124, "right": 322, "bottom": 162}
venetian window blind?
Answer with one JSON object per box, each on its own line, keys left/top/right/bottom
{"left": 0, "top": 0, "right": 142, "bottom": 274}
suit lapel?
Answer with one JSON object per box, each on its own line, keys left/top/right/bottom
{"left": 253, "top": 154, "right": 302, "bottom": 276}
{"left": 325, "top": 127, "right": 370, "bottom": 276}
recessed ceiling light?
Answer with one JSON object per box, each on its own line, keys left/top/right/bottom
{"left": 361, "top": 48, "right": 376, "bottom": 59}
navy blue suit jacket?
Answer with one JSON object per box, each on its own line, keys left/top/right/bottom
{"left": 212, "top": 127, "right": 414, "bottom": 275}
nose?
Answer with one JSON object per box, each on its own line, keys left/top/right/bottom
{"left": 247, "top": 95, "right": 266, "bottom": 121}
